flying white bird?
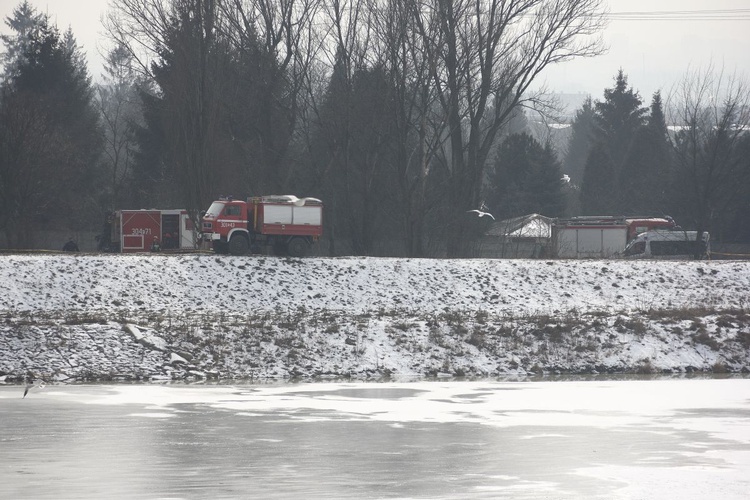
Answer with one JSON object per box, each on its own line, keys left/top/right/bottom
{"left": 467, "top": 209, "right": 495, "bottom": 220}
{"left": 561, "top": 174, "right": 570, "bottom": 183}
{"left": 23, "top": 379, "right": 46, "bottom": 398}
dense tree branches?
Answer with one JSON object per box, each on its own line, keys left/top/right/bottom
{"left": 406, "top": 0, "right": 606, "bottom": 255}
{"left": 568, "top": 66, "right": 749, "bottom": 248}
{"left": 0, "top": 3, "right": 101, "bottom": 247}
{"left": 667, "top": 66, "right": 750, "bottom": 246}
{"left": 2, "top": 0, "right": 617, "bottom": 254}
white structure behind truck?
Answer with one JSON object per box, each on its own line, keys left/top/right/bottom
{"left": 552, "top": 220, "right": 627, "bottom": 258}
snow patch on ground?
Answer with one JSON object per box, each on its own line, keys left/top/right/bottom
{"left": 0, "top": 254, "right": 749, "bottom": 382}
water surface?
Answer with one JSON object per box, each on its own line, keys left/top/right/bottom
{"left": 2, "top": 379, "right": 749, "bottom": 499}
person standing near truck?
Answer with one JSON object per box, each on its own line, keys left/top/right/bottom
{"left": 62, "top": 237, "right": 79, "bottom": 252}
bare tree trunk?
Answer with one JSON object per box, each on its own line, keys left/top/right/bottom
{"left": 409, "top": 0, "right": 606, "bottom": 257}
{"left": 666, "top": 65, "right": 750, "bottom": 259}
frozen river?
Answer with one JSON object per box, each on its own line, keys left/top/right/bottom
{"left": 2, "top": 378, "right": 749, "bottom": 499}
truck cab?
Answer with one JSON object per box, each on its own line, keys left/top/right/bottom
{"left": 200, "top": 199, "right": 250, "bottom": 254}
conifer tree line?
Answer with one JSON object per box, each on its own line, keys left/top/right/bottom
{"left": 566, "top": 69, "right": 750, "bottom": 245}
{"left": 1, "top": 1, "right": 748, "bottom": 255}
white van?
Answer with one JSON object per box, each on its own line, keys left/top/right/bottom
{"left": 623, "top": 230, "right": 710, "bottom": 259}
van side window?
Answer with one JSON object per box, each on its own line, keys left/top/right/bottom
{"left": 650, "top": 241, "right": 671, "bottom": 255}
{"left": 651, "top": 240, "right": 703, "bottom": 256}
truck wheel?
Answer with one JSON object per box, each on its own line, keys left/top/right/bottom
{"left": 229, "top": 235, "right": 249, "bottom": 255}
{"left": 287, "top": 237, "right": 309, "bottom": 258}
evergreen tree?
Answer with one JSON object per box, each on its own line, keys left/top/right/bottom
{"left": 721, "top": 133, "right": 750, "bottom": 242}
{"left": 129, "top": 83, "right": 167, "bottom": 208}
{"left": 133, "top": 1, "right": 297, "bottom": 212}
{"left": 594, "top": 70, "right": 647, "bottom": 168}
{"left": 620, "top": 91, "right": 671, "bottom": 215}
{"left": 580, "top": 142, "right": 615, "bottom": 214}
{"left": 488, "top": 133, "right": 565, "bottom": 220}
{"left": 313, "top": 55, "right": 400, "bottom": 255}
{"left": 222, "top": 22, "right": 296, "bottom": 196}
{"left": 667, "top": 69, "right": 750, "bottom": 250}
{"left": 646, "top": 91, "right": 672, "bottom": 203}
{"left": 149, "top": 1, "right": 224, "bottom": 211}
{"left": 563, "top": 96, "right": 595, "bottom": 186}
{"left": 344, "top": 66, "right": 398, "bottom": 254}
{"left": 0, "top": 1, "right": 44, "bottom": 82}
{"left": 581, "top": 70, "right": 646, "bottom": 213}
{"left": 308, "top": 45, "right": 351, "bottom": 255}
{"left": 0, "top": 3, "right": 102, "bottom": 246}
{"left": 648, "top": 91, "right": 668, "bottom": 137}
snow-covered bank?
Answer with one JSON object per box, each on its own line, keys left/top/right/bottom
{"left": 1, "top": 254, "right": 749, "bottom": 382}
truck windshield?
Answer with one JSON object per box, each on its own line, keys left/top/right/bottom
{"left": 204, "top": 202, "right": 225, "bottom": 218}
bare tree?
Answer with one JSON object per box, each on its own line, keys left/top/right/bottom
{"left": 408, "top": 0, "right": 606, "bottom": 256}
{"left": 303, "top": 0, "right": 373, "bottom": 255}
{"left": 369, "top": 0, "right": 446, "bottom": 256}
{"left": 105, "top": 0, "right": 229, "bottom": 214}
{"left": 667, "top": 65, "right": 750, "bottom": 254}
{"left": 219, "top": 0, "right": 322, "bottom": 192}
{"left": 104, "top": 0, "right": 177, "bottom": 79}
{"left": 97, "top": 44, "right": 143, "bottom": 210}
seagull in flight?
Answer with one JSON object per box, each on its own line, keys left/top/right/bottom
{"left": 23, "top": 379, "right": 46, "bottom": 398}
{"left": 467, "top": 209, "right": 495, "bottom": 220}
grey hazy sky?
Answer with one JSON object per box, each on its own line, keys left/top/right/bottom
{"left": 1, "top": 0, "right": 749, "bottom": 103}
{"left": 540, "top": 0, "right": 750, "bottom": 100}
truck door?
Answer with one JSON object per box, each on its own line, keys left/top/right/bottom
{"left": 161, "top": 214, "right": 180, "bottom": 250}
{"left": 219, "top": 203, "right": 246, "bottom": 230}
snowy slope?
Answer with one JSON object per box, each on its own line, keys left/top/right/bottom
{"left": 1, "top": 254, "right": 749, "bottom": 382}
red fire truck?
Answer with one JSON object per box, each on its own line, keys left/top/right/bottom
{"left": 104, "top": 209, "right": 198, "bottom": 253}
{"left": 200, "top": 195, "right": 323, "bottom": 257}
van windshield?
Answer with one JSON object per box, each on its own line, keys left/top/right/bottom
{"left": 624, "top": 240, "right": 646, "bottom": 256}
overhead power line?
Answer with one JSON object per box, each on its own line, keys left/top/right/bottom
{"left": 608, "top": 9, "right": 750, "bottom": 21}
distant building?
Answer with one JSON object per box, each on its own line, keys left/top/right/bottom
{"left": 480, "top": 213, "right": 553, "bottom": 258}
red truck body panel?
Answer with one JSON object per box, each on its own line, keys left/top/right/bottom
{"left": 119, "top": 211, "right": 161, "bottom": 252}
{"left": 115, "top": 209, "right": 195, "bottom": 252}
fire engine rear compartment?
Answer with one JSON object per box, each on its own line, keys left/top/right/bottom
{"left": 116, "top": 210, "right": 195, "bottom": 253}
{"left": 258, "top": 203, "right": 323, "bottom": 236}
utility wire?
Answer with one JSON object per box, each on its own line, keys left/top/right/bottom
{"left": 608, "top": 9, "right": 750, "bottom": 21}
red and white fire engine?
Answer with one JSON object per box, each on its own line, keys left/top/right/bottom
{"left": 200, "top": 195, "right": 323, "bottom": 257}
{"left": 104, "top": 209, "right": 198, "bottom": 253}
